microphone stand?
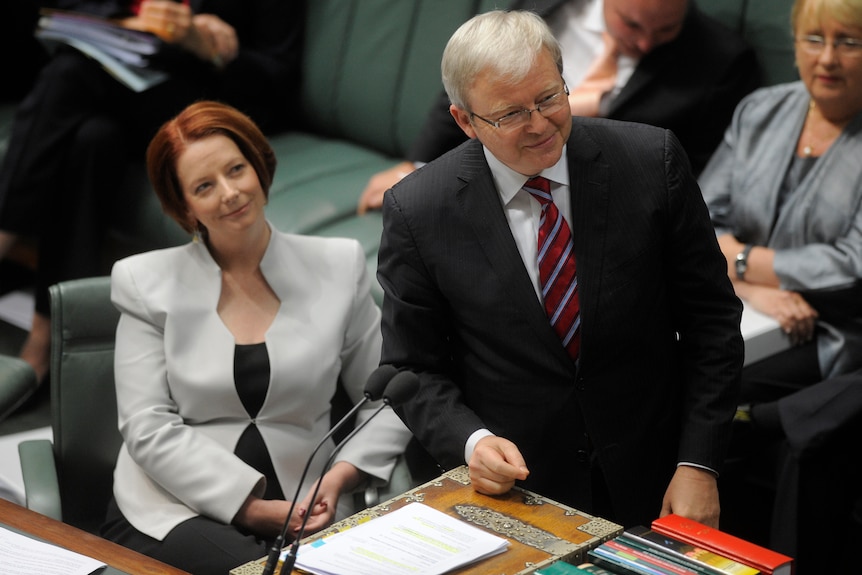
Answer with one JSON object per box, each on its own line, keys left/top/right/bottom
{"left": 279, "top": 370, "right": 419, "bottom": 575}
{"left": 259, "top": 365, "right": 397, "bottom": 575}
{"left": 278, "top": 402, "right": 389, "bottom": 574}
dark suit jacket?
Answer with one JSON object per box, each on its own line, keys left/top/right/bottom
{"left": 408, "top": 0, "right": 761, "bottom": 175}
{"left": 779, "top": 370, "right": 862, "bottom": 459}
{"left": 378, "top": 118, "right": 744, "bottom": 527}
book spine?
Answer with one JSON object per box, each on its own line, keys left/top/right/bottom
{"left": 616, "top": 534, "right": 721, "bottom": 575}
{"left": 576, "top": 563, "right": 620, "bottom": 575}
{"left": 590, "top": 543, "right": 692, "bottom": 575}
{"left": 533, "top": 561, "right": 598, "bottom": 575}
{"left": 602, "top": 540, "right": 700, "bottom": 575}
{"left": 589, "top": 550, "right": 670, "bottom": 575}
{"left": 617, "top": 531, "right": 759, "bottom": 575}
{"left": 650, "top": 515, "right": 792, "bottom": 575}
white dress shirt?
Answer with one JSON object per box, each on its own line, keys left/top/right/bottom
{"left": 464, "top": 148, "right": 572, "bottom": 462}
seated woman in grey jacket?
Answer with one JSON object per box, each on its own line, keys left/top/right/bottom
{"left": 700, "top": 0, "right": 862, "bottom": 394}
{"left": 100, "top": 101, "right": 411, "bottom": 575}
{"left": 699, "top": 0, "right": 862, "bottom": 570}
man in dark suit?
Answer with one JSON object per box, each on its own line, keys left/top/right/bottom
{"left": 358, "top": 0, "right": 760, "bottom": 213}
{"left": 377, "top": 10, "right": 743, "bottom": 529}
{"left": 732, "top": 370, "right": 862, "bottom": 572}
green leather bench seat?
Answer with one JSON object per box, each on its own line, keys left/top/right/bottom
{"left": 2, "top": 0, "right": 798, "bottom": 310}
{"left": 269, "top": 133, "right": 392, "bottom": 236}
{"left": 699, "top": 0, "right": 796, "bottom": 86}
{"left": 738, "top": 0, "right": 797, "bottom": 86}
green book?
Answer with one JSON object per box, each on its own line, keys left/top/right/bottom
{"left": 535, "top": 561, "right": 617, "bottom": 575}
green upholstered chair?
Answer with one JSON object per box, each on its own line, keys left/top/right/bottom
{"left": 0, "top": 355, "right": 39, "bottom": 422}
{"left": 699, "top": 0, "right": 797, "bottom": 87}
{"left": 742, "top": 0, "right": 798, "bottom": 86}
{"left": 17, "top": 276, "right": 120, "bottom": 534}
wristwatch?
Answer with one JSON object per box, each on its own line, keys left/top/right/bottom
{"left": 735, "top": 244, "right": 753, "bottom": 281}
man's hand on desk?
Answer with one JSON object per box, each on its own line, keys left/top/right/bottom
{"left": 740, "top": 284, "right": 818, "bottom": 345}
{"left": 468, "top": 436, "right": 530, "bottom": 495}
{"left": 659, "top": 465, "right": 720, "bottom": 528}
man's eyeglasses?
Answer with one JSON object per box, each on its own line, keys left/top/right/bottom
{"left": 796, "top": 35, "right": 862, "bottom": 57}
{"left": 470, "top": 86, "right": 570, "bottom": 132}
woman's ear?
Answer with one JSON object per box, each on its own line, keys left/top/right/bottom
{"left": 182, "top": 208, "right": 199, "bottom": 234}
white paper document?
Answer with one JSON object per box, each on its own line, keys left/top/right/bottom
{"left": 0, "top": 525, "right": 106, "bottom": 575}
{"left": 294, "top": 502, "right": 509, "bottom": 575}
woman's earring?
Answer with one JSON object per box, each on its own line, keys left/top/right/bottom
{"left": 192, "top": 221, "right": 205, "bottom": 243}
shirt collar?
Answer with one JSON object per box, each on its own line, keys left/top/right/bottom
{"left": 584, "top": 0, "right": 605, "bottom": 34}
{"left": 483, "top": 145, "right": 570, "bottom": 207}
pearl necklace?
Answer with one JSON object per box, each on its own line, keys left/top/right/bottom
{"left": 802, "top": 100, "right": 816, "bottom": 157}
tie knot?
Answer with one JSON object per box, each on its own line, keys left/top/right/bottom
{"left": 524, "top": 177, "right": 552, "bottom": 204}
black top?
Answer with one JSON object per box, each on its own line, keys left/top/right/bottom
{"left": 234, "top": 342, "right": 284, "bottom": 500}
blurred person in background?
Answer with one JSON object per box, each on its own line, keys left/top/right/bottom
{"left": 357, "top": 0, "right": 761, "bottom": 214}
{"left": 699, "top": 0, "right": 862, "bottom": 570}
{"left": 0, "top": 0, "right": 301, "bottom": 387}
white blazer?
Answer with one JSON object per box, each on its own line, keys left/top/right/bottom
{"left": 110, "top": 226, "right": 410, "bottom": 540}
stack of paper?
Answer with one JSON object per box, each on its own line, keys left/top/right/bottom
{"left": 0, "top": 526, "right": 106, "bottom": 575}
{"left": 35, "top": 9, "right": 169, "bottom": 92}
{"left": 294, "top": 502, "right": 509, "bottom": 575}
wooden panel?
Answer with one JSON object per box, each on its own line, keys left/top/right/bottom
{"left": 0, "top": 498, "right": 190, "bottom": 575}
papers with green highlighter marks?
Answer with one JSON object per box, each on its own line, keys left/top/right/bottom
{"left": 294, "top": 502, "right": 509, "bottom": 575}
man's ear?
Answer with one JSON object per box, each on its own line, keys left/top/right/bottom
{"left": 450, "top": 104, "right": 478, "bottom": 140}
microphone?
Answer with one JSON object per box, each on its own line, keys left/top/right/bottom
{"left": 260, "top": 364, "right": 398, "bottom": 575}
{"left": 278, "top": 370, "right": 420, "bottom": 575}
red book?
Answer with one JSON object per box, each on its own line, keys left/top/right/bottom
{"left": 651, "top": 515, "right": 793, "bottom": 575}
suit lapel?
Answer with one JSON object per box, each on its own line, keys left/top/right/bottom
{"left": 454, "top": 142, "right": 535, "bottom": 306}
{"left": 566, "top": 121, "right": 610, "bottom": 366}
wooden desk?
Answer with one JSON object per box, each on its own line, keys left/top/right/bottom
{"left": 232, "top": 466, "right": 622, "bottom": 575}
{"left": 0, "top": 498, "right": 190, "bottom": 575}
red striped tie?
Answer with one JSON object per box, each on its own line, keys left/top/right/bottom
{"left": 524, "top": 177, "right": 581, "bottom": 360}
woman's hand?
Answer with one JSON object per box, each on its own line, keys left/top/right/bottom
{"left": 190, "top": 13, "right": 239, "bottom": 67}
{"left": 294, "top": 462, "right": 364, "bottom": 536}
{"left": 744, "top": 284, "right": 818, "bottom": 345}
{"left": 122, "top": 1, "right": 238, "bottom": 67}
{"left": 233, "top": 494, "right": 304, "bottom": 539}
{"left": 121, "top": 1, "right": 191, "bottom": 42}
